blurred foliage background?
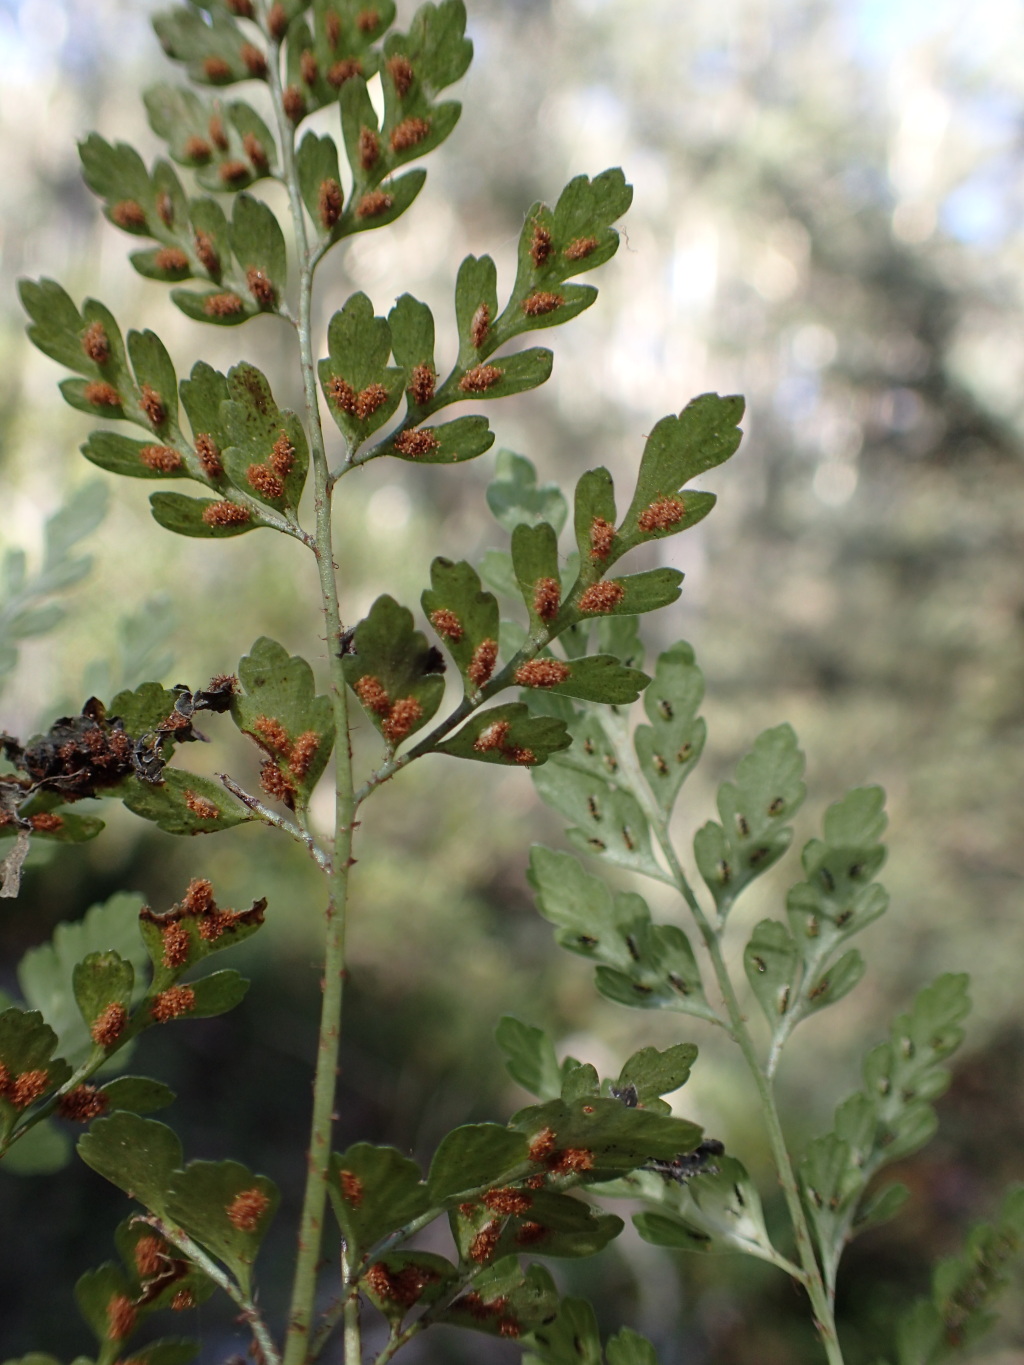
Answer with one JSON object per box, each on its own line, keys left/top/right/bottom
{"left": 1, "top": 0, "right": 1023, "bottom": 1360}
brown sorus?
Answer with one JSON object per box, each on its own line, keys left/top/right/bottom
{"left": 270, "top": 432, "right": 295, "bottom": 476}
{"left": 409, "top": 363, "right": 436, "bottom": 405}
{"left": 319, "top": 177, "right": 343, "bottom": 229}
{"left": 246, "top": 267, "right": 276, "bottom": 307}
{"left": 359, "top": 126, "right": 379, "bottom": 170}
{"left": 84, "top": 380, "right": 121, "bottom": 407}
{"left": 139, "top": 445, "right": 182, "bottom": 473}
{"left": 355, "top": 383, "right": 389, "bottom": 419}
{"left": 483, "top": 1187, "right": 533, "bottom": 1215}
{"left": 184, "top": 135, "right": 212, "bottom": 162}
{"left": 154, "top": 246, "right": 190, "bottom": 273}
{"left": 533, "top": 576, "right": 561, "bottom": 621}
{"left": 522, "top": 291, "right": 563, "bottom": 316}
{"left": 300, "top": 49, "right": 318, "bottom": 85}
{"left": 387, "top": 54, "right": 414, "bottom": 96}
{"left": 365, "top": 1261, "right": 437, "bottom": 1306}
{"left": 282, "top": 85, "right": 306, "bottom": 123}
{"left": 254, "top": 715, "right": 290, "bottom": 753}
{"left": 527, "top": 1128, "right": 557, "bottom": 1163}
{"left": 355, "top": 676, "right": 390, "bottom": 715}
{"left": 219, "top": 159, "right": 250, "bottom": 185}
{"left": 338, "top": 1170, "right": 364, "bottom": 1205}
{"left": 226, "top": 0, "right": 253, "bottom": 15}
{"left": 111, "top": 199, "right": 146, "bottom": 230}
{"left": 162, "top": 922, "right": 191, "bottom": 968}
{"left": 430, "top": 608, "right": 463, "bottom": 642}
{"left": 151, "top": 985, "right": 197, "bottom": 1023}
{"left": 564, "top": 235, "right": 599, "bottom": 261}
{"left": 530, "top": 223, "right": 553, "bottom": 266}
{"left": 589, "top": 516, "right": 615, "bottom": 559}
{"left": 208, "top": 113, "right": 229, "bottom": 150}
{"left": 225, "top": 1186, "right": 271, "bottom": 1231}
{"left": 327, "top": 57, "right": 363, "bottom": 88}
{"left": 182, "top": 877, "right": 215, "bottom": 916}
{"left": 382, "top": 697, "right": 423, "bottom": 744}
{"left": 29, "top": 812, "right": 63, "bottom": 832}
{"left": 139, "top": 385, "right": 167, "bottom": 426}
{"left": 195, "top": 433, "right": 223, "bottom": 479}
{"left": 473, "top": 720, "right": 510, "bottom": 753}
{"left": 156, "top": 192, "right": 174, "bottom": 226}
{"left": 393, "top": 429, "right": 440, "bottom": 457}
{"left": 469, "top": 1221, "right": 502, "bottom": 1264}
{"left": 106, "top": 1294, "right": 137, "bottom": 1341}
{"left": 134, "top": 1235, "right": 165, "bottom": 1278}
{"left": 260, "top": 760, "right": 295, "bottom": 804}
{"left": 356, "top": 189, "right": 393, "bottom": 219}
{"left": 81, "top": 320, "right": 110, "bottom": 364}
{"left": 0, "top": 1062, "right": 8, "bottom": 1096}
{"left": 203, "top": 292, "right": 245, "bottom": 317}
{"left": 194, "top": 231, "right": 221, "bottom": 275}
{"left": 324, "top": 9, "right": 341, "bottom": 46}
{"left": 203, "top": 55, "right": 232, "bottom": 82}
{"left": 578, "top": 580, "right": 625, "bottom": 613}
{"left": 184, "top": 790, "right": 220, "bottom": 820}
{"left": 549, "top": 1146, "right": 594, "bottom": 1174}
{"left": 289, "top": 731, "right": 319, "bottom": 779}
{"left": 512, "top": 747, "right": 537, "bottom": 765}
{"left": 327, "top": 376, "right": 358, "bottom": 414}
{"left": 241, "top": 42, "right": 268, "bottom": 78}
{"left": 638, "top": 495, "right": 686, "bottom": 532}
{"left": 356, "top": 8, "right": 379, "bottom": 31}
{"left": 171, "top": 1289, "right": 196, "bottom": 1310}
{"left": 11, "top": 1069, "right": 49, "bottom": 1109}
{"left": 267, "top": 2, "right": 288, "bottom": 39}
{"left": 515, "top": 659, "right": 570, "bottom": 688}
{"left": 470, "top": 302, "right": 490, "bottom": 349}
{"left": 243, "top": 131, "right": 269, "bottom": 172}
{"left": 459, "top": 363, "right": 502, "bottom": 393}
{"left": 468, "top": 638, "right": 498, "bottom": 688}
{"left": 202, "top": 499, "right": 250, "bottom": 526}
{"left": 390, "top": 116, "right": 431, "bottom": 152}
{"left": 514, "top": 1220, "right": 547, "bottom": 1246}
{"left": 91, "top": 1002, "right": 128, "bottom": 1047}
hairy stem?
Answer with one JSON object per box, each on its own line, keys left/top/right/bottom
{"left": 265, "top": 44, "right": 359, "bottom": 1365}
{"left": 599, "top": 711, "right": 845, "bottom": 1365}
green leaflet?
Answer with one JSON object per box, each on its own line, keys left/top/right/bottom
{"left": 149, "top": 490, "right": 261, "bottom": 537}
{"left": 693, "top": 723, "right": 806, "bottom": 916}
{"left": 495, "top": 1017, "right": 564, "bottom": 1101}
{"left": 511, "top": 1095, "right": 702, "bottom": 1172}
{"left": 78, "top": 1112, "right": 182, "bottom": 1219}
{"left": 153, "top": 5, "right": 260, "bottom": 87}
{"left": 146, "top": 85, "right": 278, "bottom": 192}
{"left": 488, "top": 450, "right": 569, "bottom": 535}
{"left": 220, "top": 362, "right": 309, "bottom": 513}
{"left": 450, "top": 1188, "right": 623, "bottom": 1262}
{"left": 296, "top": 132, "right": 341, "bottom": 232}
{"left": 329, "top": 1143, "right": 429, "bottom": 1258}
{"left": 616, "top": 1044, "right": 697, "bottom": 1109}
{"left": 892, "top": 1186, "right": 1024, "bottom": 1365}
{"left": 439, "top": 1258, "right": 559, "bottom": 1339}
{"left": 630, "top": 1156, "right": 792, "bottom": 1271}
{"left": 229, "top": 194, "right": 287, "bottom": 309}
{"left": 421, "top": 556, "right": 499, "bottom": 687}
{"left": 436, "top": 704, "right": 572, "bottom": 767}
{"left": 528, "top": 846, "right": 715, "bottom": 1021}
{"left": 800, "top": 975, "right": 971, "bottom": 1293}
{"left": 121, "top": 769, "right": 254, "bottom": 835}
{"left": 319, "top": 292, "right": 405, "bottom": 443}
{"left": 231, "top": 636, "right": 335, "bottom": 807}
{"left": 524, "top": 1297, "right": 603, "bottom": 1365}
{"left": 362, "top": 1251, "right": 457, "bottom": 1321}
{"left": 0, "top": 1010, "right": 72, "bottom": 1143}
{"left": 634, "top": 642, "right": 706, "bottom": 814}
{"left": 342, "top": 595, "right": 445, "bottom": 746}
{"left": 16, "top": 892, "right": 148, "bottom": 1067}
{"left": 531, "top": 744, "right": 662, "bottom": 878}
{"left": 165, "top": 1159, "right": 279, "bottom": 1296}
{"left": 427, "top": 1123, "right": 529, "bottom": 1203}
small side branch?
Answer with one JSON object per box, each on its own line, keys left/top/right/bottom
{"left": 218, "top": 773, "right": 333, "bottom": 873}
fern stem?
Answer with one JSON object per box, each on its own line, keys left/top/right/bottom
{"left": 263, "top": 40, "right": 359, "bottom": 1365}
